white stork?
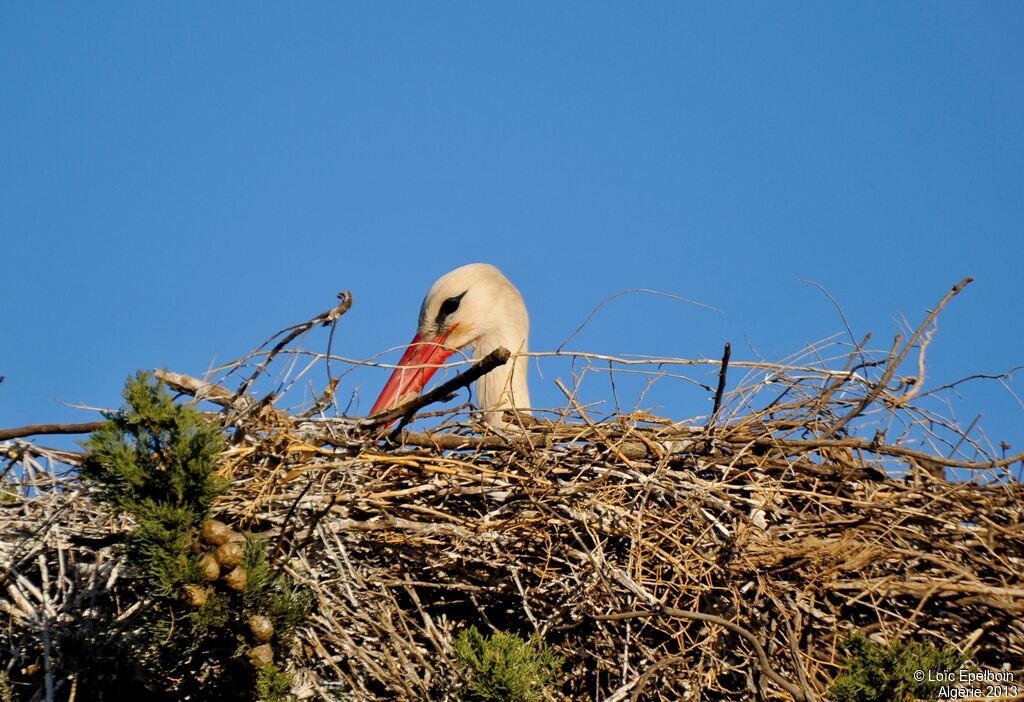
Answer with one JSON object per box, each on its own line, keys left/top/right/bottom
{"left": 370, "top": 263, "right": 531, "bottom": 427}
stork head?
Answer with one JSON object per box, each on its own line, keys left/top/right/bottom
{"left": 370, "top": 263, "right": 530, "bottom": 417}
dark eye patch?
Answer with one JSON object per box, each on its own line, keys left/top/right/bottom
{"left": 436, "top": 291, "right": 466, "bottom": 325}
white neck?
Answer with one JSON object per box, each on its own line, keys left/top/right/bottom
{"left": 473, "top": 328, "right": 531, "bottom": 427}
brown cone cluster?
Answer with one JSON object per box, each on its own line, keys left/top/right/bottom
{"left": 182, "top": 519, "right": 252, "bottom": 601}
{"left": 182, "top": 519, "right": 277, "bottom": 668}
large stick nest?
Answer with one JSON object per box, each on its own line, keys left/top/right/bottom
{"left": 3, "top": 279, "right": 1023, "bottom": 701}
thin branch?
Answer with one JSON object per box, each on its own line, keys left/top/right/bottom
{"left": 236, "top": 292, "right": 353, "bottom": 397}
{"left": 821, "top": 276, "right": 973, "bottom": 439}
{"left": 820, "top": 333, "right": 902, "bottom": 440}
{"left": 595, "top": 606, "right": 809, "bottom": 702}
{"left": 920, "top": 365, "right": 1024, "bottom": 400}
{"left": 799, "top": 279, "right": 858, "bottom": 353}
{"left": 557, "top": 288, "right": 723, "bottom": 351}
{"left": 890, "top": 276, "right": 973, "bottom": 407}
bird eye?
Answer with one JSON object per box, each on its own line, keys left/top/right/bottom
{"left": 436, "top": 292, "right": 465, "bottom": 325}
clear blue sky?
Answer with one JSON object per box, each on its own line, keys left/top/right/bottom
{"left": 2, "top": 4, "right": 1022, "bottom": 456}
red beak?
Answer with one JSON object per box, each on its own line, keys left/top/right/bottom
{"left": 370, "top": 331, "right": 456, "bottom": 416}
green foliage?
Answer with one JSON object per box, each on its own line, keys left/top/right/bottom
{"left": 256, "top": 663, "right": 293, "bottom": 702}
{"left": 132, "top": 500, "right": 204, "bottom": 595}
{"left": 73, "top": 373, "right": 311, "bottom": 700}
{"left": 82, "top": 370, "right": 226, "bottom": 515}
{"left": 241, "top": 535, "right": 313, "bottom": 644}
{"left": 187, "top": 589, "right": 231, "bottom": 643}
{"left": 827, "top": 632, "right": 971, "bottom": 702}
{"left": 82, "top": 371, "right": 225, "bottom": 595}
{"left": 454, "top": 626, "right": 562, "bottom": 702}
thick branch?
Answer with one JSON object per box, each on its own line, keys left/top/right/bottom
{"left": 0, "top": 422, "right": 106, "bottom": 441}
{"left": 360, "top": 347, "right": 511, "bottom": 430}
{"left": 708, "top": 341, "right": 731, "bottom": 432}
{"left": 154, "top": 369, "right": 241, "bottom": 409}
{"left": 7, "top": 419, "right": 1018, "bottom": 474}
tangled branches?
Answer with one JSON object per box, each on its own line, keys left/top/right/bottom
{"left": 2, "top": 277, "right": 1022, "bottom": 701}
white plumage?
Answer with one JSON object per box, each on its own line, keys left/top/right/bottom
{"left": 371, "top": 263, "right": 531, "bottom": 427}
